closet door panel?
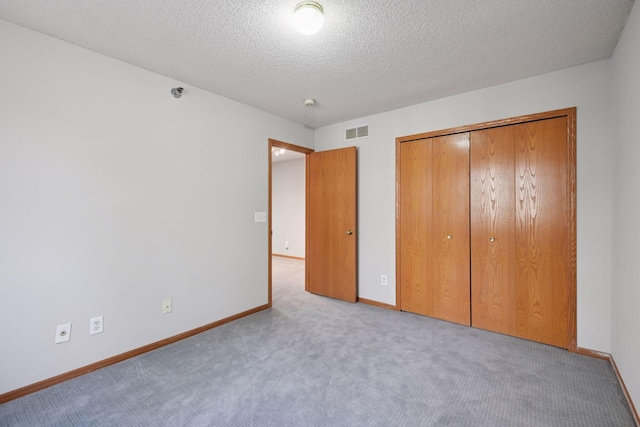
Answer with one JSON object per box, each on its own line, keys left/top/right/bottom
{"left": 515, "top": 117, "right": 569, "bottom": 348}
{"left": 470, "top": 127, "right": 517, "bottom": 335}
{"left": 431, "top": 133, "right": 471, "bottom": 326}
{"left": 399, "top": 141, "right": 433, "bottom": 316}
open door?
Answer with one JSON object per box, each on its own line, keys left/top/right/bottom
{"left": 306, "top": 147, "right": 358, "bottom": 302}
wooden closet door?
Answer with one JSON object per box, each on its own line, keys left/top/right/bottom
{"left": 470, "top": 127, "right": 516, "bottom": 335}
{"left": 398, "top": 108, "right": 575, "bottom": 349}
{"left": 431, "top": 133, "right": 471, "bottom": 326}
{"left": 515, "top": 117, "right": 570, "bottom": 348}
{"left": 399, "top": 140, "right": 433, "bottom": 316}
{"left": 399, "top": 133, "right": 470, "bottom": 325}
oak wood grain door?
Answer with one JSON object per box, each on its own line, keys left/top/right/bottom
{"left": 470, "top": 126, "right": 517, "bottom": 336}
{"left": 307, "top": 147, "right": 357, "bottom": 303}
{"left": 399, "top": 140, "right": 433, "bottom": 316}
{"left": 398, "top": 108, "right": 576, "bottom": 350}
{"left": 514, "top": 117, "right": 570, "bottom": 348}
{"left": 471, "top": 118, "right": 571, "bottom": 348}
{"left": 431, "top": 134, "right": 471, "bottom": 325}
{"left": 399, "top": 134, "right": 470, "bottom": 326}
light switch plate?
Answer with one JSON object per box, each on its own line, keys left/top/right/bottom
{"left": 254, "top": 212, "right": 267, "bottom": 223}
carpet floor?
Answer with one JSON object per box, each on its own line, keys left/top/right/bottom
{"left": 0, "top": 256, "right": 635, "bottom": 426}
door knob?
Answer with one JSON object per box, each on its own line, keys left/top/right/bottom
{"left": 346, "top": 230, "right": 353, "bottom": 235}
{"left": 489, "top": 237, "right": 495, "bottom": 242}
{"left": 447, "top": 235, "right": 452, "bottom": 239}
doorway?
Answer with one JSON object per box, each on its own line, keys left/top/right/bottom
{"left": 268, "top": 139, "right": 313, "bottom": 307}
{"left": 268, "top": 139, "right": 359, "bottom": 306}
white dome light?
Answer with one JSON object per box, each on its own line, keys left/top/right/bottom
{"left": 293, "top": 2, "right": 324, "bottom": 35}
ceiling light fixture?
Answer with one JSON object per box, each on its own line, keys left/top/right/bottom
{"left": 293, "top": 2, "right": 324, "bottom": 35}
{"left": 272, "top": 147, "right": 286, "bottom": 156}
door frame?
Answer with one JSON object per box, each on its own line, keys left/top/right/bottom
{"left": 268, "top": 139, "right": 314, "bottom": 307}
{"left": 395, "top": 107, "right": 577, "bottom": 351}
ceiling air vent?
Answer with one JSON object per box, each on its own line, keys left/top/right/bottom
{"left": 345, "top": 125, "right": 369, "bottom": 140}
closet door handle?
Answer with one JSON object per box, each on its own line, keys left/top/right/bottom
{"left": 489, "top": 237, "right": 495, "bottom": 242}
{"left": 447, "top": 235, "right": 453, "bottom": 240}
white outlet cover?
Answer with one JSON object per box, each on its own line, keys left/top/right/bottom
{"left": 163, "top": 299, "right": 172, "bottom": 314}
{"left": 55, "top": 323, "right": 72, "bottom": 344}
{"left": 90, "top": 316, "right": 104, "bottom": 335}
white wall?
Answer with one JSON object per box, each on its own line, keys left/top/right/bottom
{"left": 315, "top": 60, "right": 613, "bottom": 353}
{"left": 611, "top": 1, "right": 640, "bottom": 411}
{"left": 272, "top": 158, "right": 306, "bottom": 258}
{"left": 0, "top": 19, "right": 314, "bottom": 395}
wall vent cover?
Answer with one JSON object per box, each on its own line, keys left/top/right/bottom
{"left": 346, "top": 125, "right": 369, "bottom": 140}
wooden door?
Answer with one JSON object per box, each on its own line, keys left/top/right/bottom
{"left": 514, "top": 117, "right": 570, "bottom": 348}
{"left": 431, "top": 133, "right": 471, "bottom": 325}
{"left": 471, "top": 118, "right": 572, "bottom": 348}
{"left": 399, "top": 134, "right": 470, "bottom": 326}
{"left": 398, "top": 108, "right": 575, "bottom": 349}
{"left": 307, "top": 147, "right": 357, "bottom": 303}
{"left": 399, "top": 140, "right": 433, "bottom": 315}
{"left": 470, "top": 126, "right": 517, "bottom": 335}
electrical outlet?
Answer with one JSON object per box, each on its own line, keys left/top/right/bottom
{"left": 381, "top": 275, "right": 388, "bottom": 286}
{"left": 55, "top": 323, "right": 72, "bottom": 344}
{"left": 90, "top": 316, "right": 103, "bottom": 335}
{"left": 163, "top": 299, "right": 172, "bottom": 314}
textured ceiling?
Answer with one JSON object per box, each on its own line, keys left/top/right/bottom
{"left": 0, "top": 0, "right": 634, "bottom": 128}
